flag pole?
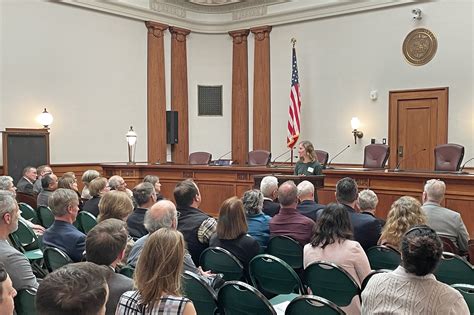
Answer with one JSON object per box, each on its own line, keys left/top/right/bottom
{"left": 290, "top": 37, "right": 296, "bottom": 166}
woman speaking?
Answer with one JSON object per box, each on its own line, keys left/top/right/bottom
{"left": 294, "top": 140, "right": 323, "bottom": 176}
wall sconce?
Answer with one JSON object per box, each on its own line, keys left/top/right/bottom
{"left": 351, "top": 117, "right": 363, "bottom": 144}
{"left": 126, "top": 126, "right": 137, "bottom": 164}
{"left": 412, "top": 8, "right": 422, "bottom": 20}
{"left": 37, "top": 108, "right": 54, "bottom": 128}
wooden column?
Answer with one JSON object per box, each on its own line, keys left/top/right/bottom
{"left": 145, "top": 22, "right": 168, "bottom": 164}
{"left": 229, "top": 29, "right": 250, "bottom": 165}
{"left": 169, "top": 26, "right": 191, "bottom": 164}
{"left": 250, "top": 26, "right": 272, "bottom": 151}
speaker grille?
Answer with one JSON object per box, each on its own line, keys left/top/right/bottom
{"left": 198, "top": 85, "right": 223, "bottom": 116}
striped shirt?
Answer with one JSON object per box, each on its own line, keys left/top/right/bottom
{"left": 116, "top": 291, "right": 190, "bottom": 315}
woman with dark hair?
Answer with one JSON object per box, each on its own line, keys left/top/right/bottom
{"left": 242, "top": 189, "right": 271, "bottom": 247}
{"left": 362, "top": 225, "right": 468, "bottom": 314}
{"left": 143, "top": 175, "right": 164, "bottom": 200}
{"left": 210, "top": 197, "right": 261, "bottom": 270}
{"left": 304, "top": 203, "right": 371, "bottom": 315}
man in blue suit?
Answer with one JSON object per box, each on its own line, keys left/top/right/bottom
{"left": 296, "top": 180, "right": 325, "bottom": 221}
{"left": 42, "top": 188, "right": 86, "bottom": 262}
{"left": 336, "top": 177, "right": 381, "bottom": 251}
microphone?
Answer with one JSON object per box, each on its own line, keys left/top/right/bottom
{"left": 216, "top": 150, "right": 232, "bottom": 160}
{"left": 271, "top": 148, "right": 294, "bottom": 164}
{"left": 394, "top": 148, "right": 427, "bottom": 172}
{"left": 326, "top": 145, "right": 351, "bottom": 168}
{"left": 457, "top": 157, "right": 474, "bottom": 174}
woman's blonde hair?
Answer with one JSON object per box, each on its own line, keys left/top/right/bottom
{"left": 98, "top": 190, "right": 133, "bottom": 222}
{"left": 380, "top": 196, "right": 426, "bottom": 249}
{"left": 299, "top": 140, "right": 317, "bottom": 162}
{"left": 216, "top": 197, "right": 248, "bottom": 240}
{"left": 135, "top": 228, "right": 185, "bottom": 309}
{"left": 89, "top": 177, "right": 108, "bottom": 197}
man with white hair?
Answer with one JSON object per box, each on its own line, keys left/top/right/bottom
{"left": 358, "top": 189, "right": 385, "bottom": 228}
{"left": 108, "top": 175, "right": 133, "bottom": 197}
{"left": 421, "top": 179, "right": 469, "bottom": 253}
{"left": 260, "top": 175, "right": 280, "bottom": 217}
{"left": 296, "top": 180, "right": 325, "bottom": 221}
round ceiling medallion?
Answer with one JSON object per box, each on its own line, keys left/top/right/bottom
{"left": 402, "top": 28, "right": 437, "bottom": 66}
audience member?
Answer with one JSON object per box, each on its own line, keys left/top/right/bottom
{"left": 0, "top": 262, "right": 16, "bottom": 315}
{"left": 336, "top": 177, "right": 381, "bottom": 251}
{"left": 98, "top": 190, "right": 134, "bottom": 222}
{"left": 58, "top": 174, "right": 83, "bottom": 210}
{"left": 81, "top": 169, "right": 101, "bottom": 200}
{"left": 116, "top": 228, "right": 196, "bottom": 315}
{"left": 296, "top": 180, "right": 325, "bottom": 221}
{"left": 422, "top": 179, "right": 469, "bottom": 253}
{"left": 304, "top": 203, "right": 370, "bottom": 314}
{"left": 127, "top": 182, "right": 156, "bottom": 239}
{"left": 210, "top": 197, "right": 260, "bottom": 271}
{"left": 358, "top": 189, "right": 385, "bottom": 228}
{"left": 109, "top": 175, "right": 133, "bottom": 197}
{"left": 36, "top": 262, "right": 109, "bottom": 315}
{"left": 42, "top": 188, "right": 86, "bottom": 262}
{"left": 86, "top": 219, "right": 133, "bottom": 315}
{"left": 83, "top": 177, "right": 110, "bottom": 217}
{"left": 260, "top": 175, "right": 280, "bottom": 217}
{"left": 143, "top": 174, "right": 164, "bottom": 200}
{"left": 175, "top": 179, "right": 216, "bottom": 265}
{"left": 362, "top": 225, "right": 469, "bottom": 314}
{"left": 37, "top": 173, "right": 58, "bottom": 207}
{"left": 378, "top": 196, "right": 426, "bottom": 250}
{"left": 33, "top": 164, "right": 52, "bottom": 194}
{"left": 242, "top": 189, "right": 271, "bottom": 247}
{"left": 0, "top": 191, "right": 39, "bottom": 291}
{"left": 269, "top": 180, "right": 314, "bottom": 245}
{"left": 16, "top": 166, "right": 37, "bottom": 195}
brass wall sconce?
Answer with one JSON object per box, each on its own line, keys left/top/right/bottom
{"left": 351, "top": 117, "right": 363, "bottom": 144}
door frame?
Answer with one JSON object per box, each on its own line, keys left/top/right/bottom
{"left": 388, "top": 87, "right": 449, "bottom": 169}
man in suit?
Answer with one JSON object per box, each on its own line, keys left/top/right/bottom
{"left": 16, "top": 166, "right": 37, "bottom": 195}
{"left": 86, "top": 218, "right": 133, "bottom": 315}
{"left": 422, "top": 179, "right": 469, "bottom": 253}
{"left": 37, "top": 173, "right": 58, "bottom": 207}
{"left": 127, "top": 182, "right": 156, "bottom": 239}
{"left": 260, "top": 175, "right": 280, "bottom": 217}
{"left": 42, "top": 188, "right": 86, "bottom": 262}
{"left": 33, "top": 164, "right": 53, "bottom": 194}
{"left": 0, "top": 191, "right": 38, "bottom": 291}
{"left": 336, "top": 177, "right": 381, "bottom": 251}
{"left": 296, "top": 180, "right": 325, "bottom": 221}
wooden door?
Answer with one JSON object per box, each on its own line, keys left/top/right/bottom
{"left": 389, "top": 88, "right": 448, "bottom": 170}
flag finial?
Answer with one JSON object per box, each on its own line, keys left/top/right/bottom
{"left": 291, "top": 38, "right": 296, "bottom": 48}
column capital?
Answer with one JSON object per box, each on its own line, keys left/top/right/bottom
{"left": 145, "top": 21, "right": 169, "bottom": 38}
{"left": 250, "top": 26, "right": 272, "bottom": 41}
{"left": 169, "top": 26, "right": 191, "bottom": 42}
{"left": 228, "top": 29, "right": 250, "bottom": 44}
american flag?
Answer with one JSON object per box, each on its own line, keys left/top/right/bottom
{"left": 287, "top": 46, "right": 301, "bottom": 148}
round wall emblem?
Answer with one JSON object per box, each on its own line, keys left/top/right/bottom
{"left": 402, "top": 28, "right": 437, "bottom": 66}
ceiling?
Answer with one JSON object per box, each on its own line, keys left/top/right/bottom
{"left": 59, "top": 0, "right": 420, "bottom": 33}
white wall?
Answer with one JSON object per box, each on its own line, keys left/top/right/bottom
{"left": 1, "top": 0, "right": 473, "bottom": 166}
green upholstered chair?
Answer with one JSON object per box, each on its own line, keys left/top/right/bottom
{"left": 285, "top": 295, "right": 345, "bottom": 315}
{"left": 434, "top": 252, "right": 474, "bottom": 285}
{"left": 182, "top": 271, "right": 218, "bottom": 315}
{"left": 14, "top": 288, "right": 37, "bottom": 315}
{"left": 37, "top": 205, "right": 54, "bottom": 228}
{"left": 218, "top": 281, "right": 276, "bottom": 315}
{"left": 451, "top": 284, "right": 474, "bottom": 314}
{"left": 76, "top": 211, "right": 97, "bottom": 234}
{"left": 200, "top": 247, "right": 244, "bottom": 281}
{"left": 18, "top": 202, "right": 40, "bottom": 225}
{"left": 266, "top": 236, "right": 303, "bottom": 270}
{"left": 366, "top": 245, "right": 401, "bottom": 270}
{"left": 43, "top": 247, "right": 72, "bottom": 272}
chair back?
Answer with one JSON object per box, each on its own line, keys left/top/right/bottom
{"left": 14, "top": 288, "right": 37, "bottom": 315}
{"left": 18, "top": 202, "right": 40, "bottom": 225}
{"left": 304, "top": 261, "right": 361, "bottom": 307}
{"left": 266, "top": 236, "right": 303, "bottom": 269}
{"left": 469, "top": 241, "right": 474, "bottom": 265}
{"left": 76, "top": 211, "right": 97, "bottom": 234}
{"left": 118, "top": 265, "right": 135, "bottom": 278}
{"left": 363, "top": 144, "right": 390, "bottom": 168}
{"left": 249, "top": 254, "right": 305, "bottom": 295}
{"left": 451, "top": 284, "right": 474, "bottom": 314}
{"left": 434, "top": 252, "right": 474, "bottom": 285}
{"left": 37, "top": 205, "right": 55, "bottom": 228}
{"left": 182, "top": 271, "right": 218, "bottom": 315}
{"left": 189, "top": 151, "right": 213, "bottom": 165}
{"left": 285, "top": 295, "right": 345, "bottom": 315}
{"left": 439, "top": 235, "right": 459, "bottom": 255}
{"left": 434, "top": 143, "right": 464, "bottom": 171}
{"left": 200, "top": 247, "right": 244, "bottom": 281}
{"left": 248, "top": 150, "right": 271, "bottom": 166}
{"left": 315, "top": 150, "right": 329, "bottom": 168}
{"left": 360, "top": 269, "right": 390, "bottom": 292}
{"left": 43, "top": 247, "right": 73, "bottom": 272}
{"left": 366, "top": 245, "right": 401, "bottom": 270}
{"left": 13, "top": 218, "right": 40, "bottom": 249}
{"left": 218, "top": 281, "right": 276, "bottom": 315}
{"left": 16, "top": 192, "right": 37, "bottom": 210}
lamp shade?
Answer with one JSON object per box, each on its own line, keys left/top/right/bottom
{"left": 351, "top": 117, "right": 360, "bottom": 130}
{"left": 126, "top": 126, "right": 137, "bottom": 145}
{"left": 37, "top": 108, "right": 53, "bottom": 128}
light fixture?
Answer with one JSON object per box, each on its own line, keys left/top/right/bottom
{"left": 37, "top": 108, "right": 54, "bottom": 128}
{"left": 412, "top": 8, "right": 422, "bottom": 20}
{"left": 126, "top": 126, "right": 137, "bottom": 164}
{"left": 351, "top": 117, "right": 363, "bottom": 144}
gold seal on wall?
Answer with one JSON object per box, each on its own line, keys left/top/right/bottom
{"left": 403, "top": 28, "right": 437, "bottom": 66}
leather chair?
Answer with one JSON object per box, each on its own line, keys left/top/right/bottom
{"left": 248, "top": 150, "right": 271, "bottom": 166}
{"left": 363, "top": 144, "right": 390, "bottom": 168}
{"left": 189, "top": 152, "right": 212, "bottom": 165}
{"left": 434, "top": 143, "right": 464, "bottom": 171}
{"left": 315, "top": 150, "right": 329, "bottom": 168}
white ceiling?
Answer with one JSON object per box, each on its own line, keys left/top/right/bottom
{"left": 59, "top": 0, "right": 421, "bottom": 33}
